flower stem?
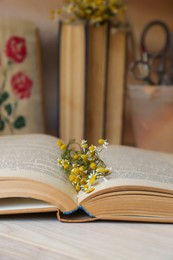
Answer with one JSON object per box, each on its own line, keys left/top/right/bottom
{"left": 0, "top": 66, "right": 8, "bottom": 92}
{"left": 4, "top": 116, "right": 14, "bottom": 134}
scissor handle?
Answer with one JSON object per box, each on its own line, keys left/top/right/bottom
{"left": 140, "top": 20, "right": 170, "bottom": 57}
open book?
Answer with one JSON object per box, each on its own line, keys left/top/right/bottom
{"left": 1, "top": 134, "right": 173, "bottom": 223}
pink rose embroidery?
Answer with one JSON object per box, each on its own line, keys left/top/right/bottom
{"left": 11, "top": 72, "right": 33, "bottom": 99}
{"left": 5, "top": 36, "right": 27, "bottom": 63}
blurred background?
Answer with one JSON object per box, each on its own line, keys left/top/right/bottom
{"left": 0, "top": 0, "right": 172, "bottom": 141}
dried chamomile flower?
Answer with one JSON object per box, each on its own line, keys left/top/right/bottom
{"left": 98, "top": 138, "right": 109, "bottom": 148}
{"left": 57, "top": 138, "right": 111, "bottom": 193}
{"left": 51, "top": 0, "right": 127, "bottom": 25}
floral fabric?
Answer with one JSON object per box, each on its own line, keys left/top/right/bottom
{"left": 0, "top": 19, "right": 45, "bottom": 135}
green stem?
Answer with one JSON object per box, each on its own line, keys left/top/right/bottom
{"left": 13, "top": 100, "right": 18, "bottom": 119}
{"left": 0, "top": 63, "right": 10, "bottom": 114}
{"left": 4, "top": 116, "right": 14, "bottom": 134}
{"left": 1, "top": 67, "right": 8, "bottom": 93}
{"left": 0, "top": 60, "right": 13, "bottom": 92}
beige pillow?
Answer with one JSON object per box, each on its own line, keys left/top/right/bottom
{"left": 0, "top": 18, "right": 45, "bottom": 135}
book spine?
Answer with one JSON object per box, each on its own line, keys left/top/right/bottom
{"left": 57, "top": 21, "right": 62, "bottom": 137}
{"left": 59, "top": 23, "right": 86, "bottom": 143}
{"left": 105, "top": 27, "right": 127, "bottom": 144}
{"left": 85, "top": 24, "right": 109, "bottom": 144}
{"left": 63, "top": 206, "right": 94, "bottom": 218}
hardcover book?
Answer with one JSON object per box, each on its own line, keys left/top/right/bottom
{"left": 85, "top": 24, "right": 109, "bottom": 144}
{"left": 58, "top": 23, "right": 86, "bottom": 143}
{"left": 1, "top": 134, "right": 173, "bottom": 223}
{"left": 105, "top": 27, "right": 127, "bottom": 144}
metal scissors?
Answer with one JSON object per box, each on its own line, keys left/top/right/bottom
{"left": 130, "top": 20, "right": 170, "bottom": 85}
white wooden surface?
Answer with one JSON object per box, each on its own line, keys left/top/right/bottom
{"left": 0, "top": 213, "right": 173, "bottom": 260}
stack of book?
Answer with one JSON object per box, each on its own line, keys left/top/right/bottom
{"left": 58, "top": 22, "right": 127, "bottom": 145}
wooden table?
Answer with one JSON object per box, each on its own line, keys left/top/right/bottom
{"left": 0, "top": 213, "right": 173, "bottom": 260}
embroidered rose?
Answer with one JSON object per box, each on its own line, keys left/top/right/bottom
{"left": 11, "top": 72, "right": 33, "bottom": 99}
{"left": 5, "top": 36, "right": 27, "bottom": 63}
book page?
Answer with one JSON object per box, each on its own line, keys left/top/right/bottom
{"left": 0, "top": 134, "right": 77, "bottom": 203}
{"left": 0, "top": 198, "right": 56, "bottom": 213}
{"left": 79, "top": 145, "right": 173, "bottom": 202}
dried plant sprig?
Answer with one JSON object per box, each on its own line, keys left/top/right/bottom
{"left": 51, "top": 0, "right": 127, "bottom": 25}
{"left": 57, "top": 138, "right": 111, "bottom": 193}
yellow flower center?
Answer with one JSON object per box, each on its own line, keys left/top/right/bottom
{"left": 73, "top": 154, "right": 79, "bottom": 160}
{"left": 63, "top": 164, "right": 69, "bottom": 170}
{"left": 98, "top": 138, "right": 104, "bottom": 145}
{"left": 60, "top": 144, "right": 66, "bottom": 150}
{"left": 57, "top": 140, "right": 63, "bottom": 147}
{"left": 81, "top": 154, "right": 88, "bottom": 161}
{"left": 72, "top": 168, "right": 80, "bottom": 175}
{"left": 69, "top": 175, "right": 76, "bottom": 182}
{"left": 89, "top": 145, "right": 95, "bottom": 151}
{"left": 90, "top": 162, "right": 97, "bottom": 169}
